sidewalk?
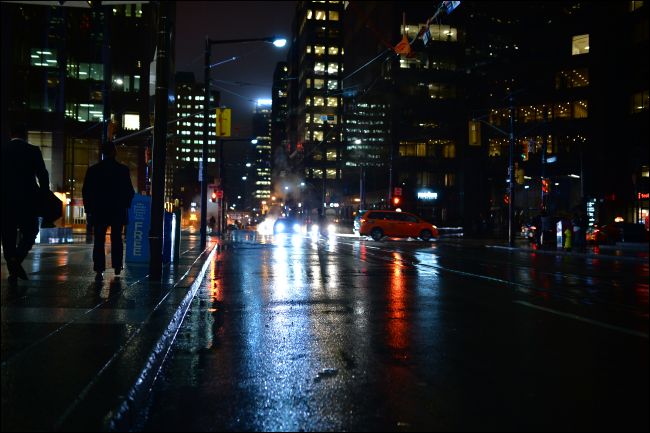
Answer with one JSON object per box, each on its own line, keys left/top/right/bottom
{"left": 472, "top": 237, "right": 649, "bottom": 263}
{"left": 1, "top": 231, "right": 219, "bottom": 431}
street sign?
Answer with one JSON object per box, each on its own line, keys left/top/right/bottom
{"left": 394, "top": 187, "right": 402, "bottom": 196}
{"left": 216, "top": 190, "right": 223, "bottom": 199}
{"left": 216, "top": 108, "right": 231, "bottom": 137}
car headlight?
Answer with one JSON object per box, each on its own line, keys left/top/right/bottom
{"left": 293, "top": 223, "right": 301, "bottom": 233}
{"left": 311, "top": 224, "right": 319, "bottom": 234}
{"left": 327, "top": 224, "right": 336, "bottom": 233}
{"left": 275, "top": 222, "right": 285, "bottom": 233}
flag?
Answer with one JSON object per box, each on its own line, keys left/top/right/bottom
{"left": 394, "top": 34, "right": 411, "bottom": 55}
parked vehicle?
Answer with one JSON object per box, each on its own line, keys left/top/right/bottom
{"left": 360, "top": 210, "right": 438, "bottom": 241}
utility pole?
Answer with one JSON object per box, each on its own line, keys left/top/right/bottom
{"left": 148, "top": 4, "right": 170, "bottom": 279}
{"left": 508, "top": 94, "right": 516, "bottom": 247}
{"left": 541, "top": 107, "right": 548, "bottom": 211}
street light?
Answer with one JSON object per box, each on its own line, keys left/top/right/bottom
{"left": 201, "top": 35, "right": 286, "bottom": 250}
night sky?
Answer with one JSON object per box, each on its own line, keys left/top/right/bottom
{"left": 175, "top": 1, "right": 296, "bottom": 138}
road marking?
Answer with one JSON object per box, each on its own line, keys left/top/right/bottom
{"left": 337, "top": 239, "right": 648, "bottom": 340}
{"left": 513, "top": 301, "right": 648, "bottom": 339}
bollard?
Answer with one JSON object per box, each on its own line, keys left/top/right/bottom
{"left": 173, "top": 208, "right": 182, "bottom": 263}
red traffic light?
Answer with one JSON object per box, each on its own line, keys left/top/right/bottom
{"left": 211, "top": 192, "right": 217, "bottom": 202}
{"left": 393, "top": 197, "right": 400, "bottom": 206}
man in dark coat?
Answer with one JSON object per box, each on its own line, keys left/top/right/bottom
{"left": 1, "top": 124, "right": 50, "bottom": 282}
{"left": 82, "top": 141, "right": 134, "bottom": 280}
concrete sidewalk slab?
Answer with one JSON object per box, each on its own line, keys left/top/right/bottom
{"left": 1, "top": 233, "right": 218, "bottom": 431}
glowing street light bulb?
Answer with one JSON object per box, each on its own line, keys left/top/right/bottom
{"left": 273, "top": 38, "right": 287, "bottom": 48}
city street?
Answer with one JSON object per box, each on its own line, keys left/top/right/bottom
{"left": 138, "top": 233, "right": 649, "bottom": 432}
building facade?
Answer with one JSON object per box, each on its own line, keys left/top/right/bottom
{"left": 1, "top": 2, "right": 158, "bottom": 227}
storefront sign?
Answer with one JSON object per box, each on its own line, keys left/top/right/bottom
{"left": 417, "top": 191, "right": 438, "bottom": 200}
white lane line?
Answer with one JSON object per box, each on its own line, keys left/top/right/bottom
{"left": 513, "top": 301, "right": 648, "bottom": 339}
{"left": 338, "top": 239, "right": 648, "bottom": 340}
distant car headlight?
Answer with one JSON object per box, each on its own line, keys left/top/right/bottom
{"left": 327, "top": 224, "right": 336, "bottom": 234}
{"left": 275, "top": 222, "right": 285, "bottom": 233}
{"left": 311, "top": 224, "right": 319, "bottom": 234}
{"left": 293, "top": 223, "right": 301, "bottom": 233}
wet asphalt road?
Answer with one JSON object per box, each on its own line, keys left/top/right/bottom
{"left": 138, "top": 233, "right": 648, "bottom": 432}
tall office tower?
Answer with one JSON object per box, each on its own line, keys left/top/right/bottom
{"left": 170, "top": 72, "right": 219, "bottom": 210}
{"left": 271, "top": 61, "right": 289, "bottom": 207}
{"left": 285, "top": 0, "right": 345, "bottom": 214}
{"left": 252, "top": 100, "right": 273, "bottom": 208}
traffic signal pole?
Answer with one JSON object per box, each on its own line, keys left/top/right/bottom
{"left": 508, "top": 95, "right": 516, "bottom": 247}
{"left": 149, "top": 4, "right": 170, "bottom": 279}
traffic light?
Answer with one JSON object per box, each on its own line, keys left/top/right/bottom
{"left": 211, "top": 191, "right": 217, "bottom": 202}
{"left": 541, "top": 178, "right": 549, "bottom": 194}
{"left": 393, "top": 197, "right": 400, "bottom": 206}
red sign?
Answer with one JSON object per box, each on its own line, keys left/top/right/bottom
{"left": 394, "top": 187, "right": 402, "bottom": 196}
{"left": 639, "top": 192, "right": 649, "bottom": 200}
{"left": 216, "top": 190, "right": 223, "bottom": 199}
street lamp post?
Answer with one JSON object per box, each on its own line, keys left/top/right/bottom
{"left": 200, "top": 36, "right": 286, "bottom": 250}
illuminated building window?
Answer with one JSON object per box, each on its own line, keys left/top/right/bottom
{"left": 555, "top": 69, "right": 589, "bottom": 89}
{"left": 443, "top": 143, "right": 456, "bottom": 158}
{"left": 573, "top": 100, "right": 588, "bottom": 118}
{"left": 314, "top": 45, "right": 325, "bottom": 55}
{"left": 30, "top": 49, "right": 57, "bottom": 68}
{"left": 328, "top": 46, "right": 339, "bottom": 55}
{"left": 631, "top": 90, "right": 649, "bottom": 113}
{"left": 306, "top": 45, "right": 312, "bottom": 54}
{"left": 630, "top": 1, "right": 644, "bottom": 11}
{"left": 315, "top": 10, "right": 327, "bottom": 20}
{"left": 326, "top": 97, "right": 338, "bottom": 107}
{"left": 314, "top": 62, "right": 325, "bottom": 74}
{"left": 123, "top": 113, "right": 140, "bottom": 130}
{"left": 307, "top": 9, "right": 313, "bottom": 19}
{"left": 326, "top": 169, "right": 337, "bottom": 179}
{"left": 306, "top": 113, "right": 311, "bottom": 123}
{"left": 572, "top": 34, "right": 589, "bottom": 55}
{"left": 306, "top": 78, "right": 311, "bottom": 88}
{"left": 327, "top": 63, "right": 339, "bottom": 74}
{"left": 444, "top": 173, "right": 455, "bottom": 187}
{"left": 326, "top": 149, "right": 337, "bottom": 160}
{"left": 313, "top": 96, "right": 325, "bottom": 106}
{"left": 313, "top": 169, "right": 323, "bottom": 178}
{"left": 329, "top": 10, "right": 339, "bottom": 21}
{"left": 313, "top": 131, "right": 324, "bottom": 141}
{"left": 313, "top": 78, "right": 325, "bottom": 89}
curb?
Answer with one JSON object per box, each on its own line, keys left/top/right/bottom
{"left": 104, "top": 242, "right": 219, "bottom": 431}
{"left": 486, "top": 244, "right": 649, "bottom": 263}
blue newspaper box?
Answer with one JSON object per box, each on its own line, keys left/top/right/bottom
{"left": 126, "top": 195, "right": 151, "bottom": 263}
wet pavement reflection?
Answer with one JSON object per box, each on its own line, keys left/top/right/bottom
{"left": 140, "top": 233, "right": 648, "bottom": 432}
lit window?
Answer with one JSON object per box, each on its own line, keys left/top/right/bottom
{"left": 307, "top": 9, "right": 313, "bottom": 19}
{"left": 314, "top": 78, "right": 324, "bottom": 89}
{"left": 631, "top": 90, "right": 649, "bottom": 113}
{"left": 327, "top": 63, "right": 339, "bottom": 74}
{"left": 444, "top": 173, "right": 455, "bottom": 187}
{"left": 305, "top": 113, "right": 311, "bottom": 123}
{"left": 306, "top": 45, "right": 312, "bottom": 54}
{"left": 313, "top": 96, "right": 325, "bottom": 106}
{"left": 30, "top": 49, "right": 57, "bottom": 68}
{"left": 329, "top": 10, "right": 339, "bottom": 21}
{"left": 123, "top": 113, "right": 139, "bottom": 130}
{"left": 327, "top": 97, "right": 338, "bottom": 107}
{"left": 630, "top": 1, "right": 644, "bottom": 12}
{"left": 326, "top": 169, "right": 337, "bottom": 179}
{"left": 315, "top": 10, "right": 326, "bottom": 20}
{"left": 313, "top": 131, "right": 324, "bottom": 141}
{"left": 314, "top": 62, "right": 325, "bottom": 74}
{"left": 314, "top": 45, "right": 325, "bottom": 55}
{"left": 573, "top": 100, "right": 588, "bottom": 118}
{"left": 326, "top": 149, "right": 337, "bottom": 160}
{"left": 328, "top": 46, "right": 339, "bottom": 55}
{"left": 572, "top": 34, "right": 589, "bottom": 55}
{"left": 328, "top": 80, "right": 338, "bottom": 90}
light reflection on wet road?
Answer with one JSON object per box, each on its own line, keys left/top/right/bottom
{"left": 140, "top": 233, "right": 648, "bottom": 432}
